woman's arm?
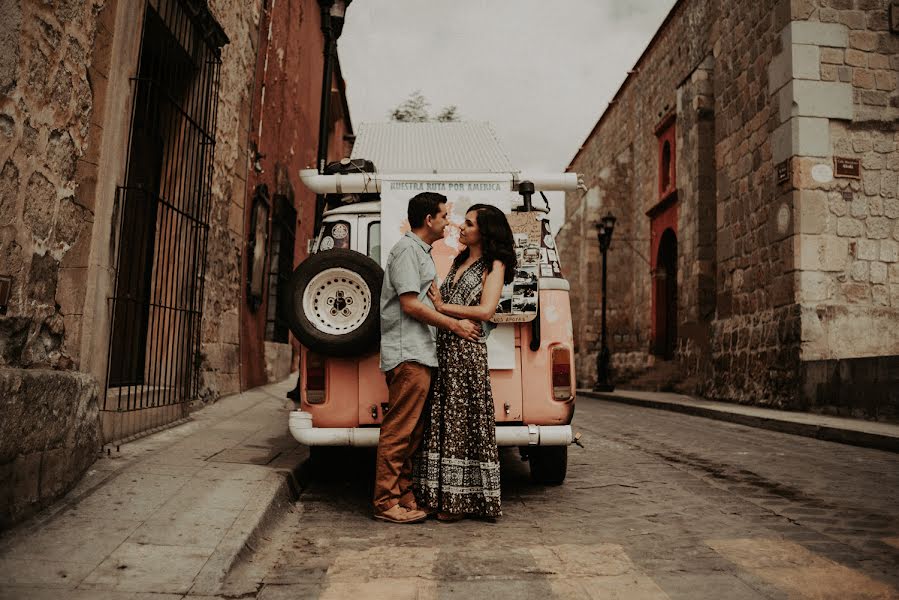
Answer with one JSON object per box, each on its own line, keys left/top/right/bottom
{"left": 429, "top": 260, "right": 506, "bottom": 321}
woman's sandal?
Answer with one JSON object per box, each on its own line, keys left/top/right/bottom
{"left": 436, "top": 511, "right": 465, "bottom": 522}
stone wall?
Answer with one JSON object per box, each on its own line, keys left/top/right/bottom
{"left": 560, "top": 0, "right": 898, "bottom": 414}
{"left": 0, "top": 369, "right": 99, "bottom": 528}
{"left": 0, "top": 0, "right": 106, "bottom": 528}
{"left": 0, "top": 0, "right": 268, "bottom": 526}
{"left": 558, "top": 0, "right": 717, "bottom": 387}
{"left": 197, "top": 0, "right": 262, "bottom": 400}
{"left": 675, "top": 55, "right": 717, "bottom": 380}
{"left": 706, "top": 0, "right": 800, "bottom": 405}
{"left": 782, "top": 0, "right": 899, "bottom": 417}
{"left": 0, "top": 0, "right": 104, "bottom": 372}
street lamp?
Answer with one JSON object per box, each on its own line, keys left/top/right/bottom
{"left": 594, "top": 212, "right": 616, "bottom": 392}
{"left": 313, "top": 0, "right": 351, "bottom": 232}
{"left": 315, "top": 0, "right": 349, "bottom": 174}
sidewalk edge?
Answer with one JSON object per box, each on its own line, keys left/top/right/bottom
{"left": 579, "top": 390, "right": 899, "bottom": 454}
{"left": 189, "top": 465, "right": 301, "bottom": 596}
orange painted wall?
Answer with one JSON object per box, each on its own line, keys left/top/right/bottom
{"left": 240, "top": 0, "right": 354, "bottom": 390}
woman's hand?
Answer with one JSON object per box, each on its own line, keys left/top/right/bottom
{"left": 428, "top": 281, "right": 445, "bottom": 312}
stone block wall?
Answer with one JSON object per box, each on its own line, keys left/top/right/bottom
{"left": 0, "top": 369, "right": 99, "bottom": 528}
{"left": 561, "top": 0, "right": 897, "bottom": 412}
{"left": 0, "top": 0, "right": 104, "bottom": 372}
{"left": 779, "top": 0, "right": 899, "bottom": 418}
{"left": 560, "top": 0, "right": 716, "bottom": 387}
{"left": 705, "top": 0, "right": 803, "bottom": 406}
{"left": 675, "top": 56, "right": 717, "bottom": 380}
{"left": 197, "top": 0, "right": 262, "bottom": 400}
{"left": 0, "top": 0, "right": 106, "bottom": 529}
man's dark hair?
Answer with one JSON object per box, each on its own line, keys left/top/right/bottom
{"left": 407, "top": 192, "right": 446, "bottom": 228}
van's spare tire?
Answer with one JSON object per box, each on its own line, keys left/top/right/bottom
{"left": 282, "top": 249, "right": 383, "bottom": 357}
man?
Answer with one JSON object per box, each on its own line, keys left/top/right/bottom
{"left": 374, "top": 192, "right": 481, "bottom": 524}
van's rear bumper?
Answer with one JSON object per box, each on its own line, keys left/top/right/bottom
{"left": 289, "top": 411, "right": 572, "bottom": 447}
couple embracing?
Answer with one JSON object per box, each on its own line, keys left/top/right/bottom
{"left": 373, "top": 192, "right": 516, "bottom": 524}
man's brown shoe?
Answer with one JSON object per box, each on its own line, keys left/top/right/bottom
{"left": 374, "top": 504, "right": 427, "bottom": 524}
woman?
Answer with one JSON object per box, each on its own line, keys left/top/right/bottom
{"left": 414, "top": 204, "right": 516, "bottom": 521}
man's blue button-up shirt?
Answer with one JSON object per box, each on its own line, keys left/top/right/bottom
{"left": 379, "top": 232, "right": 439, "bottom": 372}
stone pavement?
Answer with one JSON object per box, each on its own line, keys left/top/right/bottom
{"left": 580, "top": 388, "right": 899, "bottom": 453}
{"left": 0, "top": 377, "right": 305, "bottom": 599}
{"left": 234, "top": 397, "right": 899, "bottom": 600}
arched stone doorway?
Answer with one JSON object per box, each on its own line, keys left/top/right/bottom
{"left": 653, "top": 228, "right": 677, "bottom": 358}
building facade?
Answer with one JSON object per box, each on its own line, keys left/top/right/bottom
{"left": 240, "top": 1, "right": 353, "bottom": 391}
{"left": 558, "top": 0, "right": 898, "bottom": 418}
{"left": 0, "top": 0, "right": 351, "bottom": 527}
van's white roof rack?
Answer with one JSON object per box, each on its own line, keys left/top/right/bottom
{"left": 300, "top": 169, "right": 584, "bottom": 195}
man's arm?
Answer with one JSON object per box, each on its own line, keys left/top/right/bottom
{"left": 398, "top": 293, "right": 480, "bottom": 342}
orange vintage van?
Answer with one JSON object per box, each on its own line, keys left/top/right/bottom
{"left": 283, "top": 123, "right": 583, "bottom": 483}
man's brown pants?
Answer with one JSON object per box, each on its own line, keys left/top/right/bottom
{"left": 373, "top": 361, "right": 432, "bottom": 513}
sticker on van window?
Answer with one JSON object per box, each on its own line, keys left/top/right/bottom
{"left": 322, "top": 221, "right": 351, "bottom": 249}
{"left": 331, "top": 223, "right": 349, "bottom": 240}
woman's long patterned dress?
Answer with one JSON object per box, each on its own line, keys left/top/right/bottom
{"left": 414, "top": 257, "right": 502, "bottom": 518}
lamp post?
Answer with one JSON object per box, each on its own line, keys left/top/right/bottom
{"left": 313, "top": 0, "right": 350, "bottom": 232}
{"left": 593, "top": 212, "right": 616, "bottom": 392}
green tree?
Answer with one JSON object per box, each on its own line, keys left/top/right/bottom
{"left": 389, "top": 90, "right": 459, "bottom": 122}
{"left": 435, "top": 105, "right": 459, "bottom": 122}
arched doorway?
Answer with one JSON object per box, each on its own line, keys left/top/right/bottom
{"left": 653, "top": 228, "right": 677, "bottom": 358}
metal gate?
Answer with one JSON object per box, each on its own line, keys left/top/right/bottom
{"left": 103, "top": 0, "right": 226, "bottom": 442}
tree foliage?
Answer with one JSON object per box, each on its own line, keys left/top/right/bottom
{"left": 389, "top": 91, "right": 459, "bottom": 122}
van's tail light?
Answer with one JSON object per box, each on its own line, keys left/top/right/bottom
{"left": 551, "top": 346, "right": 573, "bottom": 401}
{"left": 305, "top": 351, "right": 325, "bottom": 404}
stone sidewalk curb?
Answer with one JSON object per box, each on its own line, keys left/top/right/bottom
{"left": 579, "top": 389, "right": 899, "bottom": 454}
{"left": 190, "top": 465, "right": 301, "bottom": 596}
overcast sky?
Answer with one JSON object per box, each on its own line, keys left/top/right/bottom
{"left": 338, "top": 0, "right": 678, "bottom": 231}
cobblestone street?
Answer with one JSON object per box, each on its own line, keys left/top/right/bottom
{"left": 224, "top": 399, "right": 899, "bottom": 599}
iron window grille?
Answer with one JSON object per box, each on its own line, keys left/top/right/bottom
{"left": 104, "top": 0, "right": 226, "bottom": 426}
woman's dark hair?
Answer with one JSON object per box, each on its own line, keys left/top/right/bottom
{"left": 454, "top": 204, "right": 516, "bottom": 284}
{"left": 407, "top": 192, "right": 446, "bottom": 228}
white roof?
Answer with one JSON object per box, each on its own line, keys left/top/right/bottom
{"left": 350, "top": 122, "right": 516, "bottom": 174}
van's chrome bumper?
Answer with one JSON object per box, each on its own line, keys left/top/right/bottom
{"left": 289, "top": 411, "right": 573, "bottom": 447}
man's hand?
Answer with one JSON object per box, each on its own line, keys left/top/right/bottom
{"left": 452, "top": 319, "right": 481, "bottom": 342}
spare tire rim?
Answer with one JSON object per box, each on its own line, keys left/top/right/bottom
{"left": 303, "top": 268, "right": 372, "bottom": 335}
